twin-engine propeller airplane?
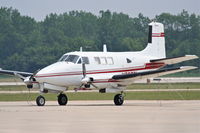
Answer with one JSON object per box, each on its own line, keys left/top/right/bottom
{"left": 0, "top": 22, "right": 198, "bottom": 106}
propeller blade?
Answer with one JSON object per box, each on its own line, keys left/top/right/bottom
{"left": 14, "top": 72, "right": 26, "bottom": 81}
{"left": 91, "top": 83, "right": 98, "bottom": 89}
{"left": 82, "top": 63, "right": 86, "bottom": 77}
{"left": 33, "top": 69, "right": 40, "bottom": 76}
{"left": 80, "top": 61, "right": 98, "bottom": 89}
{"left": 29, "top": 69, "right": 40, "bottom": 81}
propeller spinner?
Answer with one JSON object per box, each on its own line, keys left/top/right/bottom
{"left": 80, "top": 63, "right": 97, "bottom": 89}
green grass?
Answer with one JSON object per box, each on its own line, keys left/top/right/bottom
{"left": 0, "top": 86, "right": 27, "bottom": 91}
{"left": 1, "top": 83, "right": 200, "bottom": 91}
{"left": 0, "top": 83, "right": 200, "bottom": 101}
{"left": 0, "top": 85, "right": 38, "bottom": 91}
{"left": 0, "top": 91, "right": 200, "bottom": 101}
{"left": 127, "top": 83, "right": 200, "bottom": 89}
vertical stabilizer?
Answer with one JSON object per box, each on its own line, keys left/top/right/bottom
{"left": 142, "top": 22, "right": 166, "bottom": 58}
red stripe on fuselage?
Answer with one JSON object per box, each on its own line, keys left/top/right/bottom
{"left": 93, "top": 79, "right": 121, "bottom": 83}
{"left": 35, "top": 62, "right": 165, "bottom": 78}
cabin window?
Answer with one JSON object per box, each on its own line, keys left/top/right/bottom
{"left": 58, "top": 55, "right": 68, "bottom": 62}
{"left": 126, "top": 58, "right": 132, "bottom": 63}
{"left": 94, "top": 57, "right": 101, "bottom": 64}
{"left": 64, "top": 55, "right": 79, "bottom": 63}
{"left": 100, "top": 57, "right": 107, "bottom": 65}
{"left": 94, "top": 57, "right": 114, "bottom": 65}
{"left": 82, "top": 57, "right": 90, "bottom": 64}
{"left": 107, "top": 57, "right": 114, "bottom": 65}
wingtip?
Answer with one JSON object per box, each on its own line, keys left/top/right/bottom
{"left": 185, "top": 55, "right": 199, "bottom": 59}
{"left": 180, "top": 66, "right": 198, "bottom": 70}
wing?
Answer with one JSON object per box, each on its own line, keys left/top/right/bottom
{"left": 112, "top": 66, "right": 197, "bottom": 85}
{"left": 0, "top": 69, "right": 33, "bottom": 77}
{"left": 150, "top": 55, "right": 198, "bottom": 65}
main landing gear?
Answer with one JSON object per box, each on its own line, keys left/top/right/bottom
{"left": 36, "top": 93, "right": 68, "bottom": 106}
{"left": 58, "top": 93, "right": 68, "bottom": 105}
{"left": 114, "top": 93, "right": 124, "bottom": 106}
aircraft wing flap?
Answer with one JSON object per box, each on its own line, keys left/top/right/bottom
{"left": 150, "top": 55, "right": 198, "bottom": 65}
{"left": 0, "top": 69, "right": 33, "bottom": 77}
{"left": 112, "top": 66, "right": 197, "bottom": 82}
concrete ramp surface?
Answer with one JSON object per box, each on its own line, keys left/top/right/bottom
{"left": 0, "top": 100, "right": 200, "bottom": 133}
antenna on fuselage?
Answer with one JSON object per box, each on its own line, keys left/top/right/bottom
{"left": 80, "top": 47, "right": 83, "bottom": 52}
{"left": 103, "top": 44, "right": 107, "bottom": 52}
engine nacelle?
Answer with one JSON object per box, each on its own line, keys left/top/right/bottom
{"left": 24, "top": 76, "right": 32, "bottom": 84}
{"left": 81, "top": 77, "right": 94, "bottom": 84}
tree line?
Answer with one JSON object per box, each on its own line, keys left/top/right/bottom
{"left": 0, "top": 7, "right": 200, "bottom": 75}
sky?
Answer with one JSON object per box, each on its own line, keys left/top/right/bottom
{"left": 0, "top": 0, "right": 200, "bottom": 21}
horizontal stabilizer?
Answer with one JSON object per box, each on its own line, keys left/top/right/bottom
{"left": 150, "top": 55, "right": 198, "bottom": 65}
{"left": 112, "top": 66, "right": 197, "bottom": 81}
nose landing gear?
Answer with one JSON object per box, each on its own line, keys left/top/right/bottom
{"left": 36, "top": 95, "right": 45, "bottom": 106}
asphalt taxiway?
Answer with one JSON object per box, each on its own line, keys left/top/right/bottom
{"left": 0, "top": 100, "right": 200, "bottom": 133}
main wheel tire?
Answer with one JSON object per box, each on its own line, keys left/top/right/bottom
{"left": 36, "top": 95, "right": 45, "bottom": 106}
{"left": 114, "top": 94, "right": 124, "bottom": 106}
{"left": 58, "top": 94, "right": 68, "bottom": 106}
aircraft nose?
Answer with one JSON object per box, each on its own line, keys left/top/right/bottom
{"left": 34, "top": 65, "right": 54, "bottom": 78}
{"left": 35, "top": 69, "right": 45, "bottom": 77}
{"left": 34, "top": 62, "right": 67, "bottom": 79}
{"left": 34, "top": 64, "right": 57, "bottom": 83}
{"left": 35, "top": 65, "right": 56, "bottom": 78}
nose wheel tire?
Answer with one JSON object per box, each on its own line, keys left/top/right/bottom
{"left": 36, "top": 95, "right": 45, "bottom": 106}
{"left": 114, "top": 94, "right": 124, "bottom": 106}
{"left": 58, "top": 93, "right": 68, "bottom": 106}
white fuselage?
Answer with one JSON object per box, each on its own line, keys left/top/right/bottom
{"left": 34, "top": 22, "right": 167, "bottom": 90}
{"left": 34, "top": 51, "right": 164, "bottom": 89}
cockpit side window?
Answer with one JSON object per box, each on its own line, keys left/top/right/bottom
{"left": 64, "top": 55, "right": 79, "bottom": 63}
{"left": 58, "top": 55, "right": 68, "bottom": 62}
{"left": 77, "top": 58, "right": 82, "bottom": 64}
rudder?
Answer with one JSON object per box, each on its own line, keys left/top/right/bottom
{"left": 142, "top": 22, "right": 166, "bottom": 58}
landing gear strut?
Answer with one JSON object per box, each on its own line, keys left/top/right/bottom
{"left": 36, "top": 95, "right": 45, "bottom": 106}
{"left": 114, "top": 93, "right": 124, "bottom": 106}
{"left": 58, "top": 93, "right": 68, "bottom": 106}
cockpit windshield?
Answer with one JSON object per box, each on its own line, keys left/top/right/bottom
{"left": 58, "top": 54, "right": 79, "bottom": 63}
{"left": 58, "top": 55, "right": 68, "bottom": 62}
{"left": 65, "top": 55, "right": 79, "bottom": 63}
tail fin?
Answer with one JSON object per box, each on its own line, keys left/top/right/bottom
{"left": 142, "top": 22, "right": 166, "bottom": 58}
